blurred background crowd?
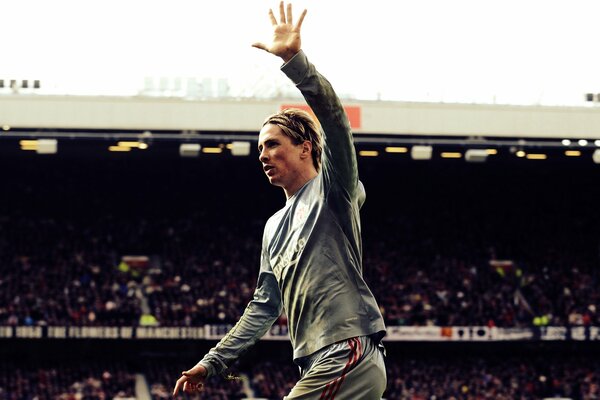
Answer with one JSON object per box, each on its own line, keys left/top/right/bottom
{"left": 1, "top": 152, "right": 599, "bottom": 399}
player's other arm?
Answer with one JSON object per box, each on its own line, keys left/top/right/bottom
{"left": 173, "top": 260, "right": 281, "bottom": 396}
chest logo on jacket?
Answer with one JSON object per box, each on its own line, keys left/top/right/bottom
{"left": 272, "top": 236, "right": 307, "bottom": 281}
{"left": 292, "top": 202, "right": 309, "bottom": 231}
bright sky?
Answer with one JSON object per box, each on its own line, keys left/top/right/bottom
{"left": 1, "top": 0, "right": 599, "bottom": 105}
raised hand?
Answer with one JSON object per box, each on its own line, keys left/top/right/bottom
{"left": 172, "top": 363, "right": 207, "bottom": 397}
{"left": 252, "top": 1, "right": 307, "bottom": 62}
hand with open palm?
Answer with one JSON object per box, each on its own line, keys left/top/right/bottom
{"left": 253, "top": 1, "right": 307, "bottom": 62}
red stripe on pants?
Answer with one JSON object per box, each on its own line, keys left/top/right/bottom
{"left": 319, "top": 338, "right": 361, "bottom": 400}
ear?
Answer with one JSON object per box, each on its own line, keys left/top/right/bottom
{"left": 300, "top": 140, "right": 312, "bottom": 160}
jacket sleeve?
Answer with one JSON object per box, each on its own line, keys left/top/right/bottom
{"left": 281, "top": 50, "right": 359, "bottom": 198}
{"left": 198, "top": 247, "right": 282, "bottom": 377}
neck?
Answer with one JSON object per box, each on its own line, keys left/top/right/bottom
{"left": 284, "top": 169, "right": 318, "bottom": 200}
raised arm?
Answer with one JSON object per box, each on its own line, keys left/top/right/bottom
{"left": 253, "top": 2, "right": 358, "bottom": 196}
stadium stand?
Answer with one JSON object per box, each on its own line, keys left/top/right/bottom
{"left": 1, "top": 146, "right": 599, "bottom": 399}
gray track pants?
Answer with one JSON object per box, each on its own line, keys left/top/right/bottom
{"left": 284, "top": 335, "right": 387, "bottom": 400}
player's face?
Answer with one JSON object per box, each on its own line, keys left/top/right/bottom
{"left": 258, "top": 124, "right": 306, "bottom": 190}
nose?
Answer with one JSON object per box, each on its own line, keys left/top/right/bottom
{"left": 259, "top": 148, "right": 268, "bottom": 163}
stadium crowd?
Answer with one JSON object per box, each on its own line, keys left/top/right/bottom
{"left": 384, "top": 354, "right": 600, "bottom": 400}
{"left": 1, "top": 207, "right": 598, "bottom": 328}
{"left": 0, "top": 361, "right": 136, "bottom": 400}
{"left": 2, "top": 353, "right": 599, "bottom": 399}
{"left": 1, "top": 153, "right": 600, "bottom": 399}
{"left": 1, "top": 147, "right": 598, "bottom": 329}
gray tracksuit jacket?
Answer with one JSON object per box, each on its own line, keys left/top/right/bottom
{"left": 199, "top": 50, "right": 386, "bottom": 377}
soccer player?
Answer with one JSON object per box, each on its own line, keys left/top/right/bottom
{"left": 173, "top": 2, "right": 387, "bottom": 398}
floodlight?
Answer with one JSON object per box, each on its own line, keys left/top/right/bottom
{"left": 411, "top": 146, "right": 432, "bottom": 160}
{"left": 36, "top": 139, "right": 57, "bottom": 154}
{"left": 465, "top": 149, "right": 488, "bottom": 163}
{"left": 231, "top": 141, "right": 251, "bottom": 156}
{"left": 179, "top": 143, "right": 201, "bottom": 157}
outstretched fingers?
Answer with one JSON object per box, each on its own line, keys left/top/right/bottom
{"left": 286, "top": 3, "right": 293, "bottom": 24}
{"left": 268, "top": 8, "right": 277, "bottom": 26}
{"left": 253, "top": 2, "right": 307, "bottom": 56}
{"left": 295, "top": 8, "right": 307, "bottom": 30}
{"left": 279, "top": 1, "right": 286, "bottom": 24}
{"left": 270, "top": 2, "right": 306, "bottom": 29}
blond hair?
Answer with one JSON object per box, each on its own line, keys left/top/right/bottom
{"left": 262, "top": 108, "right": 323, "bottom": 171}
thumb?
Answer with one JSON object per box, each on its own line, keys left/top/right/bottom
{"left": 252, "top": 42, "right": 269, "bottom": 52}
